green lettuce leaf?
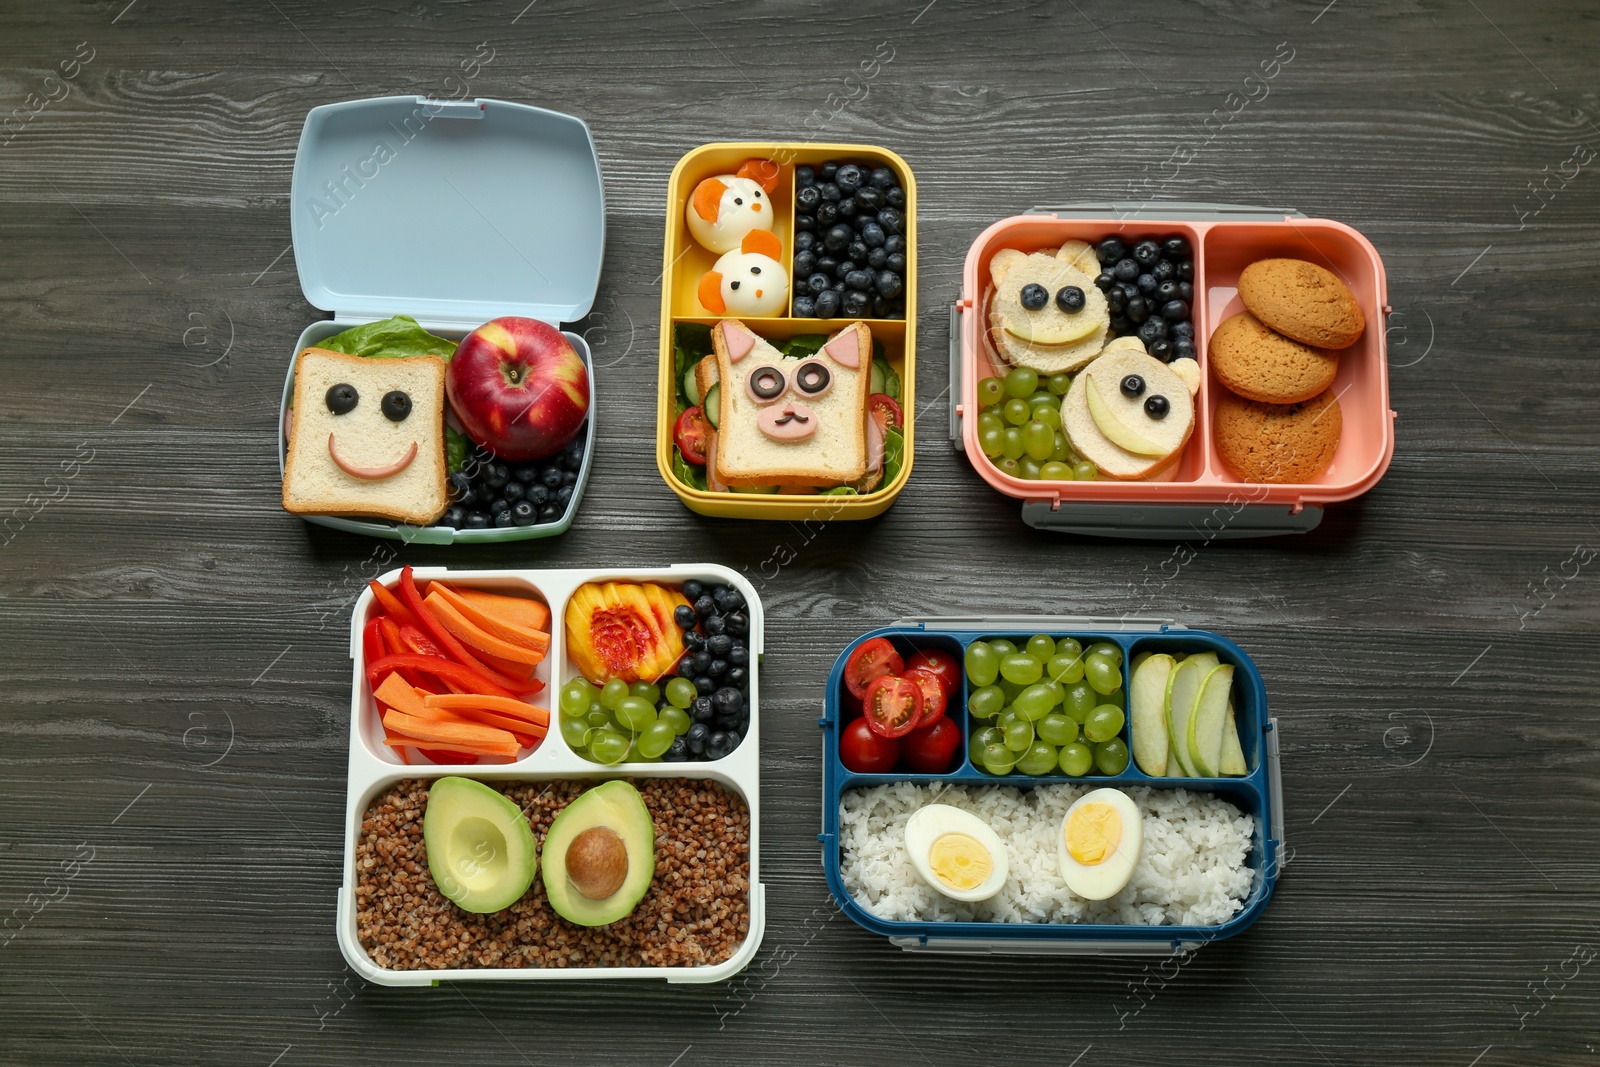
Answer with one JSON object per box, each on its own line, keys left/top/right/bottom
{"left": 320, "top": 315, "right": 457, "bottom": 360}
{"left": 817, "top": 485, "right": 859, "bottom": 496}
{"left": 672, "top": 447, "right": 707, "bottom": 491}
{"left": 873, "top": 356, "right": 901, "bottom": 400}
{"left": 778, "top": 334, "right": 827, "bottom": 359}
{"left": 674, "top": 323, "right": 714, "bottom": 408}
{"left": 445, "top": 426, "right": 469, "bottom": 475}
{"left": 879, "top": 425, "right": 905, "bottom": 488}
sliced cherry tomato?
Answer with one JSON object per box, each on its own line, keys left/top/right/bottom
{"left": 863, "top": 674, "right": 922, "bottom": 738}
{"left": 839, "top": 717, "right": 899, "bottom": 773}
{"left": 844, "top": 637, "right": 904, "bottom": 700}
{"left": 905, "top": 648, "right": 961, "bottom": 699}
{"left": 903, "top": 667, "right": 948, "bottom": 727}
{"left": 901, "top": 717, "right": 962, "bottom": 774}
{"left": 674, "top": 406, "right": 713, "bottom": 466}
{"left": 868, "top": 392, "right": 903, "bottom": 428}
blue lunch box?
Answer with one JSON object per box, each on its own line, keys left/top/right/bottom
{"left": 819, "top": 616, "right": 1285, "bottom": 954}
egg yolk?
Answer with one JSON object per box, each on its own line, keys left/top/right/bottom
{"left": 928, "top": 833, "right": 993, "bottom": 891}
{"left": 1066, "top": 803, "right": 1123, "bottom": 866}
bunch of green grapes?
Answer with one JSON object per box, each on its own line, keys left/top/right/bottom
{"left": 974, "top": 368, "right": 1097, "bottom": 481}
{"left": 964, "top": 635, "right": 1128, "bottom": 776}
{"left": 558, "top": 675, "right": 700, "bottom": 764}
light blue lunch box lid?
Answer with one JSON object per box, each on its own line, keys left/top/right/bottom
{"left": 289, "top": 95, "right": 604, "bottom": 329}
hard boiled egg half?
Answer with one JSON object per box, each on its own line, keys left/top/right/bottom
{"left": 904, "top": 804, "right": 1008, "bottom": 903}
{"left": 1058, "top": 788, "right": 1142, "bottom": 900}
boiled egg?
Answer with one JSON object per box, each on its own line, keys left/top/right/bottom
{"left": 1058, "top": 788, "right": 1142, "bottom": 900}
{"left": 904, "top": 804, "right": 1008, "bottom": 903}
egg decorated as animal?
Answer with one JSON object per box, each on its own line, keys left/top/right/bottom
{"left": 904, "top": 803, "right": 1009, "bottom": 903}
{"left": 686, "top": 174, "right": 776, "bottom": 254}
{"left": 696, "top": 230, "right": 789, "bottom": 317}
{"left": 1058, "top": 787, "right": 1142, "bottom": 900}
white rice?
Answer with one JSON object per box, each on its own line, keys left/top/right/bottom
{"left": 839, "top": 782, "right": 1255, "bottom": 927}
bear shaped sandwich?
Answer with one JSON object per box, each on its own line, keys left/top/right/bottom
{"left": 696, "top": 319, "right": 883, "bottom": 492}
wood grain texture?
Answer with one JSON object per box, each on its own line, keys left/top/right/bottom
{"left": 2, "top": 0, "right": 1598, "bottom": 1064}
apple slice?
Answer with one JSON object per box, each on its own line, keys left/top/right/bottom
{"left": 1220, "top": 702, "right": 1248, "bottom": 776}
{"left": 1130, "top": 654, "right": 1174, "bottom": 776}
{"left": 1164, "top": 658, "right": 1204, "bottom": 776}
{"left": 1187, "top": 665, "right": 1234, "bottom": 778}
{"left": 1085, "top": 374, "right": 1168, "bottom": 456}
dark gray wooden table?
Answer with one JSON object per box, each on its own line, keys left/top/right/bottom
{"left": 3, "top": 1, "right": 1597, "bottom": 1064}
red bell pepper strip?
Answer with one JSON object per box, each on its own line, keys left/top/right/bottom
{"left": 395, "top": 567, "right": 525, "bottom": 692}
{"left": 366, "top": 653, "right": 512, "bottom": 699}
{"left": 361, "top": 619, "right": 384, "bottom": 667}
{"left": 397, "top": 622, "right": 444, "bottom": 659}
{"left": 373, "top": 617, "right": 429, "bottom": 689}
{"left": 367, "top": 579, "right": 419, "bottom": 628}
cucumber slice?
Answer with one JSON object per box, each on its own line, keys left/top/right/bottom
{"left": 703, "top": 383, "right": 721, "bottom": 428}
{"left": 870, "top": 361, "right": 886, "bottom": 395}
{"left": 684, "top": 366, "right": 701, "bottom": 406}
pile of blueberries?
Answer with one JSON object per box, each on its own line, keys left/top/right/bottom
{"left": 665, "top": 580, "right": 752, "bottom": 762}
{"left": 440, "top": 430, "right": 586, "bottom": 530}
{"left": 792, "top": 161, "right": 909, "bottom": 320}
{"left": 1092, "top": 236, "right": 1196, "bottom": 363}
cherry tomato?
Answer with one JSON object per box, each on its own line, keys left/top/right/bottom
{"left": 905, "top": 648, "right": 961, "bottom": 698}
{"left": 902, "top": 667, "right": 948, "bottom": 728}
{"left": 844, "top": 637, "right": 904, "bottom": 700}
{"left": 900, "top": 717, "right": 962, "bottom": 774}
{"left": 863, "top": 674, "right": 922, "bottom": 738}
{"left": 868, "top": 392, "right": 903, "bottom": 428}
{"left": 673, "top": 406, "right": 713, "bottom": 466}
{"left": 839, "top": 717, "right": 899, "bottom": 773}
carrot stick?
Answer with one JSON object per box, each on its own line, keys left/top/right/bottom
{"left": 423, "top": 693, "right": 550, "bottom": 727}
{"left": 441, "top": 584, "right": 551, "bottom": 632}
{"left": 383, "top": 736, "right": 504, "bottom": 760}
{"left": 425, "top": 592, "right": 547, "bottom": 665}
{"left": 374, "top": 673, "right": 428, "bottom": 716}
{"left": 395, "top": 567, "right": 526, "bottom": 693}
{"left": 381, "top": 709, "right": 519, "bottom": 752}
{"left": 429, "top": 583, "right": 552, "bottom": 655}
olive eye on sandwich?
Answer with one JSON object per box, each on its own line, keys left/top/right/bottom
{"left": 381, "top": 390, "right": 412, "bottom": 422}
{"left": 326, "top": 383, "right": 358, "bottom": 415}
{"left": 746, "top": 365, "right": 787, "bottom": 403}
{"left": 793, "top": 359, "right": 833, "bottom": 398}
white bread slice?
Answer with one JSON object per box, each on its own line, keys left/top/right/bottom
{"left": 1063, "top": 350, "right": 1194, "bottom": 480}
{"left": 991, "top": 253, "right": 1108, "bottom": 346}
{"left": 983, "top": 285, "right": 1107, "bottom": 374}
{"left": 282, "top": 347, "right": 449, "bottom": 525}
{"left": 711, "top": 319, "right": 871, "bottom": 487}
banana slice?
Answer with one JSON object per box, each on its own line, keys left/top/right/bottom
{"left": 1056, "top": 240, "right": 1102, "bottom": 276}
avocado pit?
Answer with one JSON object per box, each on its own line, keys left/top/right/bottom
{"left": 567, "top": 826, "right": 629, "bottom": 900}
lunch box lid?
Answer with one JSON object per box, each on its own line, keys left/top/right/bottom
{"left": 290, "top": 96, "right": 604, "bottom": 329}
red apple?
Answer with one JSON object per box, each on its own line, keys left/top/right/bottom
{"left": 447, "top": 317, "right": 590, "bottom": 461}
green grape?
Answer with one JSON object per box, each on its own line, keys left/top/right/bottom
{"left": 615, "top": 696, "right": 657, "bottom": 732}
{"left": 1002, "top": 426, "right": 1025, "bottom": 459}
{"left": 999, "top": 653, "right": 1043, "bottom": 685}
{"left": 638, "top": 720, "right": 676, "bottom": 759}
{"left": 589, "top": 727, "right": 630, "bottom": 765}
{"left": 600, "top": 678, "right": 629, "bottom": 711}
{"left": 1047, "top": 652, "right": 1085, "bottom": 685}
{"left": 996, "top": 456, "right": 1023, "bottom": 477}
{"left": 659, "top": 706, "right": 692, "bottom": 735}
{"left": 1018, "top": 456, "right": 1043, "bottom": 480}
{"left": 1073, "top": 460, "right": 1097, "bottom": 480}
{"left": 1002, "top": 398, "right": 1031, "bottom": 426}
{"left": 1085, "top": 656, "right": 1123, "bottom": 696}
{"left": 979, "top": 425, "right": 1005, "bottom": 458}
{"left": 560, "top": 680, "right": 591, "bottom": 715}
{"left": 586, "top": 707, "right": 610, "bottom": 729}
{"left": 970, "top": 725, "right": 1004, "bottom": 764}
{"left": 967, "top": 684, "right": 1006, "bottom": 718}
{"left": 1044, "top": 680, "right": 1065, "bottom": 706}
{"left": 630, "top": 681, "right": 661, "bottom": 706}
{"left": 559, "top": 714, "right": 591, "bottom": 750}
{"left": 1003, "top": 367, "right": 1039, "bottom": 398}
{"left": 1058, "top": 741, "right": 1094, "bottom": 776}
{"left": 977, "top": 410, "right": 1004, "bottom": 436}
{"left": 987, "top": 638, "right": 1019, "bottom": 657}
{"left": 1040, "top": 460, "right": 1074, "bottom": 481}
{"left": 1027, "top": 392, "right": 1058, "bottom": 418}
{"left": 996, "top": 708, "right": 1023, "bottom": 733}
{"left": 1051, "top": 431, "right": 1072, "bottom": 462}
{"left": 997, "top": 677, "right": 1025, "bottom": 702}
{"left": 981, "top": 742, "right": 1018, "bottom": 775}
{"left": 1085, "top": 704, "right": 1126, "bottom": 743}
{"left": 665, "top": 676, "right": 698, "bottom": 709}
{"left": 1037, "top": 711, "right": 1077, "bottom": 746}
{"left": 977, "top": 376, "right": 1005, "bottom": 407}
{"left": 965, "top": 641, "right": 1000, "bottom": 686}
{"left": 1056, "top": 638, "right": 1084, "bottom": 663}
{"left": 1097, "top": 689, "right": 1124, "bottom": 711}
{"left": 1012, "top": 683, "right": 1057, "bottom": 721}
{"left": 1025, "top": 634, "right": 1056, "bottom": 660}
{"left": 1064, "top": 681, "right": 1096, "bottom": 721}
{"left": 1003, "top": 718, "right": 1034, "bottom": 752}
{"left": 1094, "top": 738, "right": 1130, "bottom": 775}
{"left": 1047, "top": 372, "right": 1073, "bottom": 395}
{"left": 1018, "top": 741, "right": 1059, "bottom": 776}
{"left": 1036, "top": 407, "right": 1063, "bottom": 433}
{"left": 1087, "top": 641, "right": 1123, "bottom": 666}
{"left": 1023, "top": 421, "right": 1055, "bottom": 461}
{"left": 625, "top": 736, "right": 644, "bottom": 763}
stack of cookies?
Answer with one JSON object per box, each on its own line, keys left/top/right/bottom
{"left": 1207, "top": 259, "right": 1364, "bottom": 483}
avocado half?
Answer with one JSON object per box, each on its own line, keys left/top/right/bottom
{"left": 541, "top": 780, "right": 655, "bottom": 927}
{"left": 423, "top": 777, "right": 537, "bottom": 914}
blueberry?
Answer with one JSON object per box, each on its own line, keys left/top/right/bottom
{"left": 808, "top": 272, "right": 832, "bottom": 296}
{"left": 797, "top": 186, "right": 822, "bottom": 213}
{"left": 1119, "top": 281, "right": 1141, "bottom": 301}
{"left": 822, "top": 224, "right": 851, "bottom": 252}
{"left": 1151, "top": 259, "right": 1176, "bottom": 282}
{"left": 538, "top": 503, "right": 562, "bottom": 522}
{"left": 1137, "top": 273, "right": 1158, "bottom": 295}
{"left": 878, "top": 207, "right": 905, "bottom": 234}
{"left": 1107, "top": 288, "right": 1127, "bottom": 313}
{"left": 712, "top": 687, "right": 743, "bottom": 715}
{"left": 836, "top": 260, "right": 858, "bottom": 279}
{"left": 1056, "top": 285, "right": 1085, "bottom": 312}
{"left": 857, "top": 222, "right": 887, "bottom": 250}
{"left": 819, "top": 162, "right": 839, "bottom": 180}
{"left": 502, "top": 481, "right": 526, "bottom": 504}
{"left": 885, "top": 252, "right": 907, "bottom": 274}
{"left": 484, "top": 463, "right": 510, "bottom": 489}
{"left": 815, "top": 290, "right": 841, "bottom": 317}
{"left": 870, "top": 166, "right": 896, "bottom": 189}
{"left": 873, "top": 295, "right": 894, "bottom": 317}
{"left": 819, "top": 181, "right": 842, "bottom": 202}
{"left": 564, "top": 437, "right": 584, "bottom": 467}
{"left": 707, "top": 633, "right": 733, "bottom": 656}
{"left": 682, "top": 580, "right": 705, "bottom": 601}
{"left": 1161, "top": 299, "right": 1189, "bottom": 321}
{"left": 1094, "top": 272, "right": 1116, "bottom": 293}
{"left": 796, "top": 165, "right": 815, "bottom": 186}
{"left": 794, "top": 213, "right": 815, "bottom": 232}
{"left": 794, "top": 250, "right": 818, "bottom": 277}
{"left": 694, "top": 675, "right": 717, "bottom": 696}
{"left": 726, "top": 666, "right": 748, "bottom": 689}
{"left": 540, "top": 467, "right": 563, "bottom": 489}
{"left": 1113, "top": 258, "right": 1140, "bottom": 282}
{"left": 1096, "top": 237, "right": 1126, "bottom": 265}
{"left": 1171, "top": 321, "right": 1194, "bottom": 341}
{"left": 693, "top": 595, "right": 715, "bottom": 619}
{"left": 1176, "top": 259, "right": 1194, "bottom": 281}
{"left": 815, "top": 202, "right": 838, "bottom": 227}
{"left": 1019, "top": 283, "right": 1049, "bottom": 310}
{"left": 513, "top": 464, "right": 540, "bottom": 484}
{"left": 494, "top": 510, "right": 515, "bottom": 528}
{"left": 1145, "top": 395, "right": 1171, "bottom": 419}
{"left": 691, "top": 696, "right": 714, "bottom": 723}
{"left": 686, "top": 722, "right": 710, "bottom": 753}
{"left": 1132, "top": 239, "right": 1161, "bottom": 266}
{"left": 442, "top": 504, "right": 466, "bottom": 527}
{"left": 875, "top": 271, "right": 904, "bottom": 299}
{"left": 725, "top": 610, "right": 748, "bottom": 636}
{"left": 847, "top": 240, "right": 869, "bottom": 262}
{"left": 464, "top": 511, "right": 490, "bottom": 529}
{"left": 816, "top": 256, "right": 839, "bottom": 277}
{"left": 707, "top": 658, "right": 728, "bottom": 678}
{"left": 1175, "top": 339, "right": 1198, "bottom": 361}
{"left": 447, "top": 470, "right": 472, "bottom": 497}
{"left": 1110, "top": 314, "right": 1131, "bottom": 335}
{"left": 526, "top": 484, "right": 550, "bottom": 506}
{"left": 714, "top": 586, "right": 743, "bottom": 611}
{"left": 1150, "top": 338, "right": 1174, "bottom": 361}
{"left": 793, "top": 295, "right": 817, "bottom": 317}
{"left": 1178, "top": 281, "right": 1194, "bottom": 303}
{"left": 559, "top": 469, "right": 577, "bottom": 489}
{"left": 675, "top": 604, "right": 697, "bottom": 630}
{"left": 1120, "top": 374, "right": 1145, "bottom": 398}
{"left": 664, "top": 737, "right": 689, "bottom": 762}
{"left": 794, "top": 230, "right": 816, "bottom": 253}
{"left": 883, "top": 234, "right": 906, "bottom": 255}
{"left": 704, "top": 614, "right": 727, "bottom": 636}
{"left": 682, "top": 630, "right": 704, "bottom": 650}
{"left": 837, "top": 197, "right": 858, "bottom": 219}
{"left": 1125, "top": 295, "right": 1149, "bottom": 323}
{"left": 854, "top": 187, "right": 884, "bottom": 211}
{"left": 705, "top": 731, "right": 732, "bottom": 760}
{"left": 1161, "top": 235, "right": 1191, "bottom": 258}
{"left": 885, "top": 186, "right": 906, "bottom": 208}
{"left": 835, "top": 164, "right": 863, "bottom": 192}
{"left": 1137, "top": 317, "right": 1169, "bottom": 344}
{"left": 729, "top": 644, "right": 749, "bottom": 666}
{"left": 490, "top": 497, "right": 512, "bottom": 515}
{"left": 866, "top": 247, "right": 888, "bottom": 269}
{"left": 502, "top": 500, "right": 530, "bottom": 527}
{"left": 843, "top": 289, "right": 871, "bottom": 316}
